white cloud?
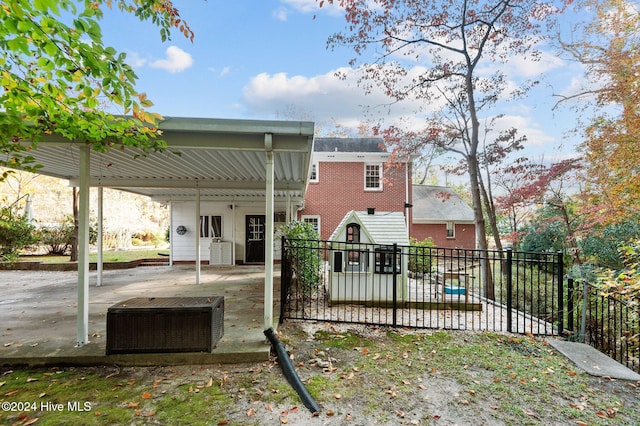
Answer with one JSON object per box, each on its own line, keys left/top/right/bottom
{"left": 242, "top": 66, "right": 440, "bottom": 131}
{"left": 149, "top": 46, "right": 193, "bottom": 74}
{"left": 273, "top": 7, "right": 288, "bottom": 21}
{"left": 280, "top": 0, "right": 344, "bottom": 16}
{"left": 125, "top": 50, "right": 147, "bottom": 68}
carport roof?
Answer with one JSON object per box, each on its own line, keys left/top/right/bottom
{"left": 20, "top": 116, "right": 315, "bottom": 203}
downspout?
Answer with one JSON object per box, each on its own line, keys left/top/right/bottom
{"left": 264, "top": 328, "right": 321, "bottom": 414}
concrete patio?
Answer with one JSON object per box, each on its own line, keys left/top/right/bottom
{"left": 0, "top": 264, "right": 277, "bottom": 367}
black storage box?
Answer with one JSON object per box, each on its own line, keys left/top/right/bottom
{"left": 106, "top": 296, "right": 224, "bottom": 354}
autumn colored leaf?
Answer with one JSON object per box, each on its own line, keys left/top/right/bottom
{"left": 246, "top": 408, "right": 255, "bottom": 417}
{"left": 141, "top": 391, "right": 152, "bottom": 399}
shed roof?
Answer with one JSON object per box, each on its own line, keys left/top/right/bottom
{"left": 16, "top": 117, "right": 315, "bottom": 204}
{"left": 412, "top": 185, "right": 475, "bottom": 223}
{"left": 330, "top": 210, "right": 409, "bottom": 245}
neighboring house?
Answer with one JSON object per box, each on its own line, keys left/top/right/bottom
{"left": 410, "top": 185, "right": 476, "bottom": 248}
{"left": 298, "top": 138, "right": 412, "bottom": 241}
{"left": 327, "top": 210, "right": 409, "bottom": 303}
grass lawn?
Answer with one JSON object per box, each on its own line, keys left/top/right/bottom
{"left": 19, "top": 248, "right": 170, "bottom": 264}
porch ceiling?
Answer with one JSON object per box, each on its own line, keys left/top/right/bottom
{"left": 20, "top": 117, "right": 315, "bottom": 203}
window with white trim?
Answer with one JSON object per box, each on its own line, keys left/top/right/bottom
{"left": 200, "top": 215, "right": 223, "bottom": 238}
{"left": 365, "top": 164, "right": 382, "bottom": 190}
{"left": 310, "top": 162, "right": 318, "bottom": 182}
{"left": 301, "top": 215, "right": 320, "bottom": 235}
{"left": 446, "top": 221, "right": 455, "bottom": 238}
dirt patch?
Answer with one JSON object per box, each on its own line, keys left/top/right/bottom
{"left": 2, "top": 321, "right": 639, "bottom": 425}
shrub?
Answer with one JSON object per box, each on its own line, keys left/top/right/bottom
{"left": 0, "top": 207, "right": 38, "bottom": 261}
{"left": 280, "top": 221, "right": 322, "bottom": 295}
{"left": 408, "top": 237, "right": 435, "bottom": 275}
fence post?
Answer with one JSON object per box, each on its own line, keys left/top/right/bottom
{"left": 392, "top": 243, "right": 398, "bottom": 327}
{"left": 279, "top": 236, "right": 288, "bottom": 324}
{"left": 556, "top": 251, "right": 564, "bottom": 336}
{"left": 506, "top": 248, "right": 513, "bottom": 333}
{"left": 567, "top": 278, "right": 574, "bottom": 333}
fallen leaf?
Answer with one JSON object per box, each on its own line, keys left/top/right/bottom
{"left": 575, "top": 422, "right": 587, "bottom": 426}
{"left": 246, "top": 408, "right": 255, "bottom": 417}
{"left": 280, "top": 418, "right": 289, "bottom": 424}
{"left": 24, "top": 418, "right": 39, "bottom": 425}
{"left": 217, "top": 420, "right": 229, "bottom": 425}
{"left": 5, "top": 390, "right": 19, "bottom": 397}
{"left": 128, "top": 402, "right": 139, "bottom": 409}
{"left": 265, "top": 404, "right": 273, "bottom": 412}
{"left": 141, "top": 391, "right": 152, "bottom": 399}
{"left": 523, "top": 408, "right": 535, "bottom": 416}
{"left": 26, "top": 377, "right": 38, "bottom": 383}
{"left": 144, "top": 410, "right": 157, "bottom": 417}
{"left": 326, "top": 410, "right": 335, "bottom": 416}
{"left": 334, "top": 393, "right": 342, "bottom": 399}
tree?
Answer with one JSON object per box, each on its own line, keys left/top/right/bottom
{"left": 556, "top": 0, "right": 640, "bottom": 225}
{"left": 319, "top": 0, "right": 566, "bottom": 251}
{"left": 508, "top": 158, "right": 583, "bottom": 262}
{"left": 320, "top": 0, "right": 567, "bottom": 298}
{"left": 0, "top": 0, "right": 193, "bottom": 175}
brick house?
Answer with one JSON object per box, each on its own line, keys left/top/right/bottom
{"left": 298, "top": 138, "right": 476, "bottom": 249}
{"left": 298, "top": 138, "right": 412, "bottom": 241}
{"left": 410, "top": 185, "right": 476, "bottom": 248}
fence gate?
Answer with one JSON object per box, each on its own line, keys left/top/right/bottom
{"left": 281, "top": 237, "right": 563, "bottom": 336}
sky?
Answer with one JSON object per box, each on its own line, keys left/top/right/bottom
{"left": 98, "top": 0, "right": 592, "bottom": 179}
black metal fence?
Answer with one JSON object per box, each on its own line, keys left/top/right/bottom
{"left": 280, "top": 238, "right": 564, "bottom": 336}
{"left": 566, "top": 279, "right": 640, "bottom": 373}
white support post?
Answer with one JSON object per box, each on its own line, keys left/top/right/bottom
{"left": 76, "top": 144, "right": 90, "bottom": 347}
{"left": 195, "top": 188, "right": 201, "bottom": 284}
{"left": 286, "top": 191, "right": 291, "bottom": 223}
{"left": 264, "top": 133, "right": 274, "bottom": 330}
{"left": 96, "top": 187, "right": 103, "bottom": 287}
{"left": 169, "top": 201, "right": 174, "bottom": 266}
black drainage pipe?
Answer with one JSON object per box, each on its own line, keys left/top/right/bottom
{"left": 264, "top": 327, "right": 321, "bottom": 414}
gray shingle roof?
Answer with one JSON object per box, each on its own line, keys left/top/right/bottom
{"left": 329, "top": 210, "right": 409, "bottom": 245}
{"left": 412, "top": 185, "right": 475, "bottom": 222}
{"left": 314, "top": 138, "right": 386, "bottom": 153}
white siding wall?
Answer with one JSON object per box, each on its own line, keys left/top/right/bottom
{"left": 170, "top": 201, "right": 285, "bottom": 263}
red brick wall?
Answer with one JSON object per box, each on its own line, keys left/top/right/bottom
{"left": 410, "top": 223, "right": 476, "bottom": 248}
{"left": 299, "top": 161, "right": 409, "bottom": 240}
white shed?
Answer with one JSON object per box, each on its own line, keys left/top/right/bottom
{"left": 328, "top": 209, "right": 409, "bottom": 304}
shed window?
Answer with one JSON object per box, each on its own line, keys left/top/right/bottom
{"left": 346, "top": 249, "right": 368, "bottom": 272}
{"left": 346, "top": 223, "right": 360, "bottom": 243}
{"left": 375, "top": 247, "right": 401, "bottom": 274}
